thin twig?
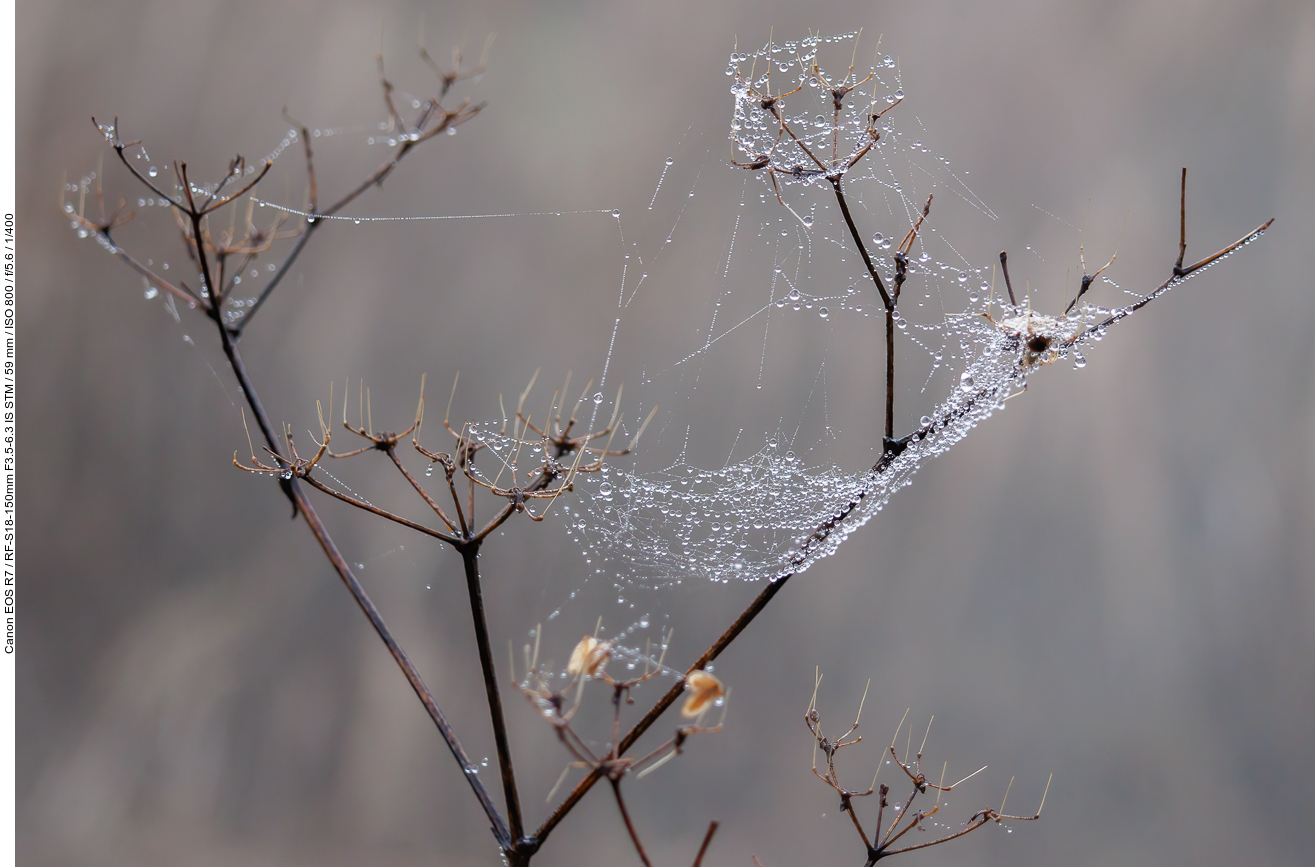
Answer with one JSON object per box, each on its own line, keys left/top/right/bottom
{"left": 298, "top": 473, "right": 460, "bottom": 542}
{"left": 611, "top": 779, "right": 653, "bottom": 867}
{"left": 460, "top": 544, "right": 525, "bottom": 845}
{"left": 691, "top": 821, "right": 719, "bottom": 867}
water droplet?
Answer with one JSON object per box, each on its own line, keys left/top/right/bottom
{"left": 593, "top": 392, "right": 604, "bottom": 404}
{"left": 665, "top": 157, "right": 674, "bottom": 166}
{"left": 611, "top": 209, "right": 620, "bottom": 217}
{"left": 802, "top": 214, "right": 814, "bottom": 227}
{"left": 148, "top": 166, "right": 158, "bottom": 177}
{"left": 818, "top": 307, "right": 829, "bottom": 319}
{"left": 144, "top": 287, "right": 158, "bottom": 300}
{"left": 920, "top": 415, "right": 932, "bottom": 427}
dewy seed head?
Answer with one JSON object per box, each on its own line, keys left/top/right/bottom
{"left": 993, "top": 311, "right": 1078, "bottom": 370}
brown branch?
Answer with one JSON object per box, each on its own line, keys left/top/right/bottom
{"left": 459, "top": 543, "right": 525, "bottom": 845}
{"left": 998, "top": 251, "right": 1017, "bottom": 306}
{"left": 1083, "top": 215, "right": 1273, "bottom": 338}
{"left": 691, "top": 821, "right": 719, "bottom": 867}
{"left": 472, "top": 502, "right": 519, "bottom": 541}
{"left": 384, "top": 446, "right": 461, "bottom": 534}
{"left": 198, "top": 160, "right": 272, "bottom": 216}
{"left": 829, "top": 179, "right": 892, "bottom": 309}
{"left": 844, "top": 794, "right": 872, "bottom": 850}
{"left": 284, "top": 108, "right": 318, "bottom": 213}
{"left": 611, "top": 779, "right": 653, "bottom": 867}
{"left": 299, "top": 473, "right": 461, "bottom": 544}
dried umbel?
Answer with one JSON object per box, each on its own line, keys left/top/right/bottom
{"left": 728, "top": 30, "right": 898, "bottom": 225}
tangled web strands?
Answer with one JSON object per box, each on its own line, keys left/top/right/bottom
{"left": 573, "top": 307, "right": 1052, "bottom": 589}
{"left": 536, "top": 31, "right": 1268, "bottom": 593}
{"left": 573, "top": 274, "right": 1247, "bottom": 591}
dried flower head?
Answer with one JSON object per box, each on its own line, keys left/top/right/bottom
{"left": 681, "top": 670, "right": 725, "bottom": 718}
{"left": 567, "top": 635, "right": 611, "bottom": 679}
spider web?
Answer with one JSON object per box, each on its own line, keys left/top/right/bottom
{"left": 521, "top": 32, "right": 1261, "bottom": 618}
{"left": 552, "top": 34, "right": 1012, "bottom": 596}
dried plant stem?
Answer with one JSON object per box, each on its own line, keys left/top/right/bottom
{"left": 300, "top": 474, "right": 459, "bottom": 540}
{"left": 99, "top": 111, "right": 518, "bottom": 847}
{"left": 215, "top": 328, "right": 512, "bottom": 848}
{"left": 828, "top": 178, "right": 897, "bottom": 444}
{"left": 611, "top": 779, "right": 653, "bottom": 867}
{"left": 692, "top": 821, "right": 719, "bottom": 867}
{"left": 460, "top": 543, "right": 525, "bottom": 846}
{"left": 843, "top": 794, "right": 872, "bottom": 850}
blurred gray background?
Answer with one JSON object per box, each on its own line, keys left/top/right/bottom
{"left": 17, "top": 1, "right": 1314, "bottom": 865}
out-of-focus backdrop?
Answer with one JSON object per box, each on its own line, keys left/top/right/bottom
{"left": 18, "top": 1, "right": 1313, "bottom": 865}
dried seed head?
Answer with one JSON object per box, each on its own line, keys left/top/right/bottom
{"left": 681, "top": 670, "right": 725, "bottom": 718}
{"left": 995, "top": 312, "right": 1072, "bottom": 369}
{"left": 567, "top": 635, "right": 611, "bottom": 679}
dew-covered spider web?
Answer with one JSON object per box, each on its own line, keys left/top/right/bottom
{"left": 460, "top": 30, "right": 1267, "bottom": 641}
